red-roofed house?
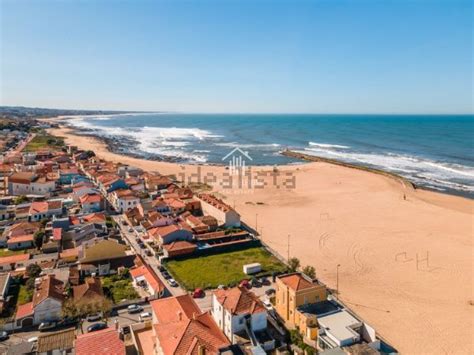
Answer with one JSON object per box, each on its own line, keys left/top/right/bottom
{"left": 197, "top": 193, "right": 241, "bottom": 227}
{"left": 7, "top": 234, "right": 34, "bottom": 250}
{"left": 148, "top": 224, "right": 193, "bottom": 245}
{"left": 109, "top": 189, "right": 140, "bottom": 213}
{"left": 79, "top": 193, "right": 104, "bottom": 213}
{"left": 162, "top": 240, "right": 197, "bottom": 258}
{"left": 129, "top": 265, "right": 165, "bottom": 298}
{"left": 75, "top": 328, "right": 125, "bottom": 355}
{"left": 0, "top": 253, "right": 30, "bottom": 272}
{"left": 15, "top": 275, "right": 65, "bottom": 327}
{"left": 28, "top": 200, "right": 63, "bottom": 222}
{"left": 275, "top": 273, "right": 327, "bottom": 330}
{"left": 7, "top": 172, "right": 56, "bottom": 196}
{"left": 131, "top": 294, "right": 230, "bottom": 355}
{"left": 212, "top": 286, "right": 267, "bottom": 343}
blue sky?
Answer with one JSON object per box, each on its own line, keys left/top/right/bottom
{"left": 0, "top": 0, "right": 472, "bottom": 113}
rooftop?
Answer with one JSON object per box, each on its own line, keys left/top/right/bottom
{"left": 75, "top": 328, "right": 125, "bottom": 355}
{"left": 36, "top": 328, "right": 75, "bottom": 353}
{"left": 214, "top": 286, "right": 266, "bottom": 315}
{"left": 278, "top": 272, "right": 322, "bottom": 291}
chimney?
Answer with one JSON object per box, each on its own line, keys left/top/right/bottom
{"left": 177, "top": 311, "right": 182, "bottom": 321}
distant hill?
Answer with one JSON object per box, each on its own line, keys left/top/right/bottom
{"left": 0, "top": 106, "right": 145, "bottom": 120}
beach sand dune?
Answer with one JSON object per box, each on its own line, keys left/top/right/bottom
{"left": 48, "top": 125, "right": 473, "bottom": 354}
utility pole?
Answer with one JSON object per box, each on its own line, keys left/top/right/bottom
{"left": 287, "top": 234, "right": 291, "bottom": 261}
{"left": 255, "top": 213, "right": 258, "bottom": 234}
{"left": 336, "top": 264, "right": 341, "bottom": 300}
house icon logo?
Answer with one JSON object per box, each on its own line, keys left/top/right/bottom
{"left": 222, "top": 147, "right": 253, "bottom": 175}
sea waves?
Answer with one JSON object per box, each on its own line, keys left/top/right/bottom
{"left": 303, "top": 143, "right": 474, "bottom": 193}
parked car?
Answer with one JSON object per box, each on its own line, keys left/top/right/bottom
{"left": 145, "top": 249, "right": 153, "bottom": 256}
{"left": 139, "top": 312, "right": 153, "bottom": 322}
{"left": 87, "top": 322, "right": 108, "bottom": 333}
{"left": 161, "top": 271, "right": 171, "bottom": 279}
{"left": 192, "top": 288, "right": 205, "bottom": 298}
{"left": 128, "top": 227, "right": 134, "bottom": 233}
{"left": 138, "top": 243, "right": 146, "bottom": 249}
{"left": 262, "top": 299, "right": 274, "bottom": 311}
{"left": 265, "top": 288, "right": 276, "bottom": 296}
{"left": 57, "top": 317, "right": 78, "bottom": 328}
{"left": 260, "top": 277, "right": 271, "bottom": 286}
{"left": 27, "top": 336, "right": 38, "bottom": 343}
{"left": 167, "top": 278, "right": 178, "bottom": 287}
{"left": 217, "top": 284, "right": 226, "bottom": 290}
{"left": 0, "top": 331, "right": 9, "bottom": 341}
{"left": 127, "top": 304, "right": 143, "bottom": 314}
{"left": 250, "top": 277, "right": 262, "bottom": 288}
{"left": 38, "top": 321, "right": 57, "bottom": 332}
{"left": 86, "top": 313, "right": 102, "bottom": 322}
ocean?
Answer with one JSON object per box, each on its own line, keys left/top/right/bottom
{"left": 66, "top": 114, "right": 474, "bottom": 198}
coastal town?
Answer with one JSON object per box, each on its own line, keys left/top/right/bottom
{"left": 0, "top": 118, "right": 399, "bottom": 354}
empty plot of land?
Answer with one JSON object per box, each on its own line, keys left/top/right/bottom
{"left": 166, "top": 247, "right": 286, "bottom": 290}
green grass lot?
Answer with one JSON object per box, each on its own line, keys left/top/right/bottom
{"left": 0, "top": 249, "right": 26, "bottom": 257}
{"left": 102, "top": 275, "right": 139, "bottom": 303}
{"left": 166, "top": 247, "right": 287, "bottom": 290}
{"left": 24, "top": 134, "right": 64, "bottom": 152}
{"left": 17, "top": 284, "right": 33, "bottom": 305}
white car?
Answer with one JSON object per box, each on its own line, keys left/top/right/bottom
{"left": 139, "top": 312, "right": 152, "bottom": 322}
{"left": 262, "top": 299, "right": 274, "bottom": 312}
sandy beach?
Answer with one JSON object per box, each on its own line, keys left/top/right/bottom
{"left": 47, "top": 123, "right": 473, "bottom": 354}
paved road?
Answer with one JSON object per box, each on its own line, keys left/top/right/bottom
{"left": 112, "top": 215, "right": 185, "bottom": 297}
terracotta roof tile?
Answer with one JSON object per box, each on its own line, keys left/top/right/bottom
{"left": 279, "top": 273, "right": 315, "bottom": 291}
{"left": 15, "top": 302, "right": 34, "bottom": 319}
{"left": 214, "top": 286, "right": 266, "bottom": 315}
{"left": 33, "top": 275, "right": 65, "bottom": 307}
{"left": 75, "top": 328, "right": 125, "bottom": 355}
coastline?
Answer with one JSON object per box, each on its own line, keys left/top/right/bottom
{"left": 46, "top": 120, "right": 474, "bottom": 354}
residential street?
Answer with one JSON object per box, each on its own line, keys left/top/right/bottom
{"left": 112, "top": 215, "right": 186, "bottom": 297}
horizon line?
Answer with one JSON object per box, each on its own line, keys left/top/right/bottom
{"left": 1, "top": 105, "right": 473, "bottom": 116}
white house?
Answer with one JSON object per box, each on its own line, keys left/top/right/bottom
{"left": 8, "top": 172, "right": 56, "bottom": 196}
{"left": 212, "top": 286, "right": 267, "bottom": 343}
{"left": 15, "top": 275, "right": 64, "bottom": 328}
{"left": 28, "top": 200, "right": 63, "bottom": 222}
{"left": 197, "top": 193, "right": 240, "bottom": 227}
{"left": 109, "top": 189, "right": 140, "bottom": 213}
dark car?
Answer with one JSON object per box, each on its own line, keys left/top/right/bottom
{"left": 161, "top": 271, "right": 171, "bottom": 279}
{"left": 265, "top": 288, "right": 276, "bottom": 296}
{"left": 38, "top": 321, "right": 57, "bottom": 332}
{"left": 250, "top": 277, "right": 261, "bottom": 288}
{"left": 87, "top": 322, "right": 108, "bottom": 333}
{"left": 260, "top": 277, "right": 271, "bottom": 286}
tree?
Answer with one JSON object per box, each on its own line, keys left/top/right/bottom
{"left": 288, "top": 257, "right": 300, "bottom": 272}
{"left": 26, "top": 263, "right": 42, "bottom": 279}
{"left": 13, "top": 195, "right": 28, "bottom": 205}
{"left": 302, "top": 265, "right": 316, "bottom": 279}
{"left": 34, "top": 230, "right": 45, "bottom": 249}
{"left": 62, "top": 296, "right": 113, "bottom": 332}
